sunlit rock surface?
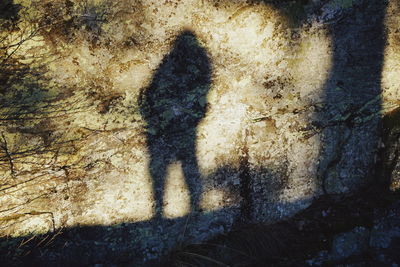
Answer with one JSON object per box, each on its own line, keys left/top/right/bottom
{"left": 0, "top": 0, "right": 399, "bottom": 264}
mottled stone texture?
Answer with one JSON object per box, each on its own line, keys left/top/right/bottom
{"left": 317, "top": 0, "right": 387, "bottom": 194}
{"left": 382, "top": 108, "right": 400, "bottom": 191}
{"left": 0, "top": 0, "right": 399, "bottom": 265}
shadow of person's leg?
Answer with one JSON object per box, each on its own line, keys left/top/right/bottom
{"left": 148, "top": 139, "right": 169, "bottom": 219}
{"left": 182, "top": 159, "right": 202, "bottom": 214}
{"left": 180, "top": 135, "right": 203, "bottom": 214}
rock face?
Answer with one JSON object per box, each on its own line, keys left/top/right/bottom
{"left": 0, "top": 0, "right": 399, "bottom": 265}
{"left": 318, "top": 0, "right": 386, "bottom": 194}
{"left": 382, "top": 108, "right": 400, "bottom": 191}
{"left": 169, "top": 193, "right": 400, "bottom": 266}
{"left": 330, "top": 226, "right": 370, "bottom": 260}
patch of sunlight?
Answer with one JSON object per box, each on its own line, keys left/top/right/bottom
{"left": 196, "top": 87, "right": 247, "bottom": 175}
{"left": 163, "top": 162, "right": 190, "bottom": 219}
{"left": 212, "top": 3, "right": 283, "bottom": 58}
{"left": 289, "top": 27, "right": 333, "bottom": 98}
{"left": 74, "top": 157, "right": 154, "bottom": 226}
{"left": 201, "top": 189, "right": 227, "bottom": 212}
{"left": 5, "top": 215, "right": 53, "bottom": 238}
{"left": 381, "top": 0, "right": 400, "bottom": 110}
{"left": 5, "top": 25, "right": 47, "bottom": 63}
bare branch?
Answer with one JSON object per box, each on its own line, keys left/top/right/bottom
{"left": 0, "top": 132, "right": 15, "bottom": 178}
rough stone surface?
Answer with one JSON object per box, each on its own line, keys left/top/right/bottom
{"left": 370, "top": 201, "right": 400, "bottom": 250}
{"left": 0, "top": 0, "right": 399, "bottom": 265}
{"left": 330, "top": 226, "right": 370, "bottom": 260}
{"left": 169, "top": 194, "right": 400, "bottom": 266}
{"left": 382, "top": 107, "right": 400, "bottom": 191}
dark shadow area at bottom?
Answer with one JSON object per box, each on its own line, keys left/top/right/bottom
{"left": 0, "top": 164, "right": 290, "bottom": 267}
{"left": 3, "top": 187, "right": 398, "bottom": 267}
{"left": 170, "top": 189, "right": 400, "bottom": 267}
{"left": 0, "top": 208, "right": 236, "bottom": 266}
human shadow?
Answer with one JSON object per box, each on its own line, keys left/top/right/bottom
{"left": 139, "top": 30, "right": 212, "bottom": 218}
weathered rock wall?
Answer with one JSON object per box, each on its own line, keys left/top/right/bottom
{"left": 0, "top": 0, "right": 399, "bottom": 264}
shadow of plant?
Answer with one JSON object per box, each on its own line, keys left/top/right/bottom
{"left": 0, "top": 2, "right": 94, "bottom": 231}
